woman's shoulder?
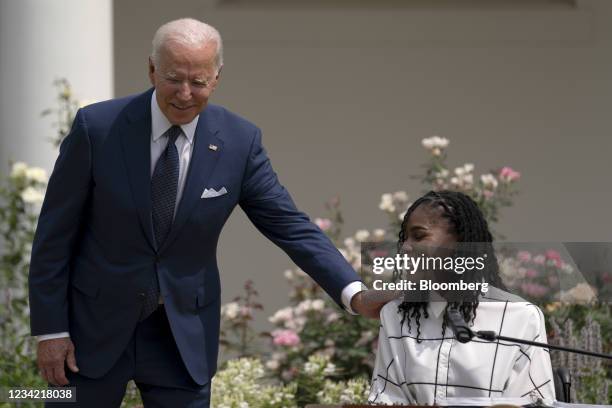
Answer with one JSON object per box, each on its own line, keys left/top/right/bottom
{"left": 476, "top": 287, "right": 546, "bottom": 330}
{"left": 479, "top": 286, "right": 529, "bottom": 303}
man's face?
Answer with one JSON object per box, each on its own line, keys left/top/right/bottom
{"left": 148, "top": 40, "right": 221, "bottom": 125}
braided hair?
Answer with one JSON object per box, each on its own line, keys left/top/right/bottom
{"left": 394, "top": 190, "right": 506, "bottom": 341}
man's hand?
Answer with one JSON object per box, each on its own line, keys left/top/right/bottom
{"left": 37, "top": 337, "right": 79, "bottom": 386}
{"left": 350, "top": 289, "right": 404, "bottom": 319}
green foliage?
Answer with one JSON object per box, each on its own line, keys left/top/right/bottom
{"left": 0, "top": 163, "right": 47, "bottom": 406}
{"left": 40, "top": 78, "right": 81, "bottom": 148}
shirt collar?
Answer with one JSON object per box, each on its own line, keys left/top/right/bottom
{"left": 428, "top": 291, "right": 448, "bottom": 319}
{"left": 150, "top": 90, "right": 198, "bottom": 145}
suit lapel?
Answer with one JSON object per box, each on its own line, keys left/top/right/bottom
{"left": 160, "top": 107, "right": 223, "bottom": 253}
{"left": 119, "top": 89, "right": 156, "bottom": 251}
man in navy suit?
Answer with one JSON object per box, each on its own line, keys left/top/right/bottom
{"left": 28, "top": 18, "right": 378, "bottom": 407}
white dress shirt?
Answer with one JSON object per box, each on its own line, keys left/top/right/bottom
{"left": 368, "top": 288, "right": 556, "bottom": 405}
{"left": 37, "top": 92, "right": 365, "bottom": 341}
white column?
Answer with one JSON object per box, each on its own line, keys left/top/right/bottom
{"left": 0, "top": 0, "right": 113, "bottom": 173}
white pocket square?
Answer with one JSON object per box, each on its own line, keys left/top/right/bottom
{"left": 201, "top": 187, "right": 228, "bottom": 198}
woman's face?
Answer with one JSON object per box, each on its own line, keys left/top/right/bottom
{"left": 401, "top": 203, "right": 458, "bottom": 258}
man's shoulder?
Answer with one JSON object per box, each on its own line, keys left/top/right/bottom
{"left": 80, "top": 90, "right": 148, "bottom": 119}
{"left": 205, "top": 104, "right": 260, "bottom": 134}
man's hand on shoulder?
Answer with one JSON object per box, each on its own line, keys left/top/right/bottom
{"left": 37, "top": 337, "right": 79, "bottom": 386}
{"left": 350, "top": 289, "right": 404, "bottom": 319}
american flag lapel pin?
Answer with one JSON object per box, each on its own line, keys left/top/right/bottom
{"left": 208, "top": 144, "right": 218, "bottom": 151}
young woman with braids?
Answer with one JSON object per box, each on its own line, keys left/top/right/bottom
{"left": 366, "top": 190, "right": 555, "bottom": 405}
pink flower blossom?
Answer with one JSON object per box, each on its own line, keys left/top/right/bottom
{"left": 533, "top": 255, "right": 545, "bottom": 265}
{"left": 499, "top": 166, "right": 521, "bottom": 182}
{"left": 272, "top": 329, "right": 300, "bottom": 347}
{"left": 368, "top": 249, "right": 389, "bottom": 258}
{"left": 517, "top": 251, "right": 532, "bottom": 263}
{"left": 520, "top": 283, "right": 548, "bottom": 298}
{"left": 314, "top": 218, "right": 332, "bottom": 232}
{"left": 545, "top": 250, "right": 562, "bottom": 262}
{"left": 525, "top": 268, "right": 539, "bottom": 278}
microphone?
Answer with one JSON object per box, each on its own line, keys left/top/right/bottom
{"left": 446, "top": 308, "right": 473, "bottom": 343}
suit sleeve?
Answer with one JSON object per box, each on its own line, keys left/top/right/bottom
{"left": 238, "top": 128, "right": 362, "bottom": 309}
{"left": 28, "top": 109, "right": 93, "bottom": 335}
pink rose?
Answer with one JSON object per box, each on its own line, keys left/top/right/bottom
{"left": 520, "top": 283, "right": 548, "bottom": 298}
{"left": 517, "top": 251, "right": 532, "bottom": 263}
{"left": 272, "top": 329, "right": 300, "bottom": 347}
{"left": 525, "top": 268, "right": 539, "bottom": 278}
{"left": 499, "top": 166, "right": 521, "bottom": 182}
{"left": 314, "top": 218, "right": 332, "bottom": 232}
{"left": 545, "top": 250, "right": 562, "bottom": 262}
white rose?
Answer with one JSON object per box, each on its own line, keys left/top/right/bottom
{"left": 373, "top": 229, "right": 386, "bottom": 241}
{"left": 354, "top": 230, "right": 370, "bottom": 242}
{"left": 326, "top": 312, "right": 340, "bottom": 323}
{"left": 269, "top": 307, "right": 293, "bottom": 324}
{"left": 560, "top": 283, "right": 597, "bottom": 303}
{"left": 421, "top": 137, "right": 434, "bottom": 149}
{"left": 392, "top": 191, "right": 408, "bottom": 202}
{"left": 435, "top": 169, "right": 449, "bottom": 178}
{"left": 463, "top": 163, "right": 474, "bottom": 173}
{"left": 454, "top": 167, "right": 465, "bottom": 176}
{"left": 323, "top": 362, "right": 336, "bottom": 375}
{"left": 296, "top": 299, "right": 313, "bottom": 315}
{"left": 480, "top": 174, "right": 498, "bottom": 189}
{"left": 378, "top": 193, "right": 394, "bottom": 212}
{"left": 311, "top": 299, "right": 325, "bottom": 311}
{"left": 343, "top": 237, "right": 356, "bottom": 249}
{"left": 265, "top": 359, "right": 279, "bottom": 370}
{"left": 25, "top": 167, "right": 48, "bottom": 183}
{"left": 222, "top": 302, "right": 240, "bottom": 320}
{"left": 10, "top": 162, "right": 28, "bottom": 178}
{"left": 20, "top": 187, "right": 45, "bottom": 204}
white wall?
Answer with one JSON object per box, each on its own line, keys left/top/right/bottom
{"left": 0, "top": 0, "right": 113, "bottom": 172}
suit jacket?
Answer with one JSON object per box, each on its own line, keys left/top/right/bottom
{"left": 28, "top": 88, "right": 361, "bottom": 385}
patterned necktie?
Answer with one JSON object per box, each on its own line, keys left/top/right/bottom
{"left": 139, "top": 125, "right": 182, "bottom": 321}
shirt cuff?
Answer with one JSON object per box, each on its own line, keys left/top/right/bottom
{"left": 341, "top": 281, "right": 368, "bottom": 315}
{"left": 37, "top": 332, "right": 70, "bottom": 342}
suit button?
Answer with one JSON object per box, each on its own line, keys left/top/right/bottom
{"left": 139, "top": 292, "right": 146, "bottom": 298}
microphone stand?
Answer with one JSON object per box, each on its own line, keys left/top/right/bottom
{"left": 446, "top": 308, "right": 612, "bottom": 359}
{"left": 473, "top": 330, "right": 612, "bottom": 360}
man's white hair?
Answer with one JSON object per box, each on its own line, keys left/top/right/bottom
{"left": 151, "top": 18, "right": 223, "bottom": 71}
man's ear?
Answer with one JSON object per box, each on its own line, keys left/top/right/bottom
{"left": 210, "top": 65, "right": 223, "bottom": 92}
{"left": 215, "top": 65, "right": 223, "bottom": 81}
{"left": 148, "top": 57, "right": 156, "bottom": 85}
